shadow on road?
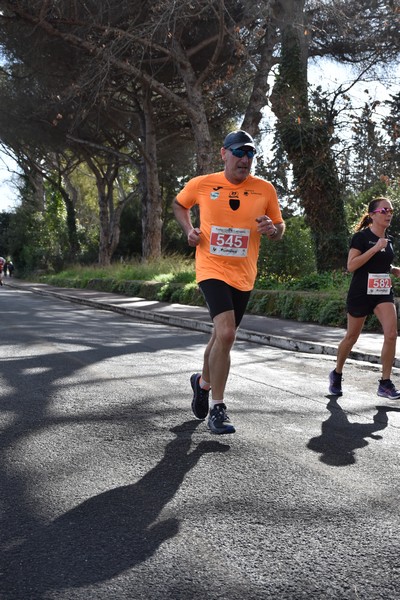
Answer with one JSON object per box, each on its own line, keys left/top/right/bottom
{"left": 0, "top": 420, "right": 230, "bottom": 598}
{"left": 307, "top": 397, "right": 389, "bottom": 467}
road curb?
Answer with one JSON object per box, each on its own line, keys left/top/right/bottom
{"left": 5, "top": 280, "right": 389, "bottom": 367}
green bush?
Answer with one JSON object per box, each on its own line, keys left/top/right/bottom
{"left": 156, "top": 282, "right": 185, "bottom": 302}
{"left": 247, "top": 289, "right": 348, "bottom": 326}
{"left": 257, "top": 215, "right": 316, "bottom": 278}
{"left": 86, "top": 278, "right": 118, "bottom": 292}
{"left": 286, "top": 270, "right": 350, "bottom": 291}
{"left": 298, "top": 296, "right": 324, "bottom": 322}
{"left": 318, "top": 299, "right": 347, "bottom": 327}
{"left": 154, "top": 271, "right": 195, "bottom": 284}
{"left": 364, "top": 314, "right": 381, "bottom": 332}
{"left": 248, "top": 290, "right": 281, "bottom": 316}
{"left": 275, "top": 292, "right": 303, "bottom": 320}
{"left": 117, "top": 280, "right": 144, "bottom": 296}
{"left": 171, "top": 282, "right": 205, "bottom": 306}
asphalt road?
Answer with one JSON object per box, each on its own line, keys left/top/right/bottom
{"left": 1, "top": 285, "right": 400, "bottom": 600}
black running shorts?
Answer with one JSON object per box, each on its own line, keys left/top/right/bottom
{"left": 347, "top": 293, "right": 394, "bottom": 318}
{"left": 198, "top": 279, "right": 251, "bottom": 327}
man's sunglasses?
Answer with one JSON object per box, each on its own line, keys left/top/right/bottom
{"left": 230, "top": 147, "right": 256, "bottom": 159}
{"left": 371, "top": 207, "right": 394, "bottom": 215}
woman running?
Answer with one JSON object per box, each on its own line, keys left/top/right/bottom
{"left": 329, "top": 197, "right": 400, "bottom": 400}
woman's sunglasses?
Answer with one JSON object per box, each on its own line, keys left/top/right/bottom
{"left": 371, "top": 207, "right": 394, "bottom": 215}
{"left": 230, "top": 147, "right": 256, "bottom": 159}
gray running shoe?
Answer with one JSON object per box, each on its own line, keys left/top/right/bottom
{"left": 207, "top": 403, "right": 235, "bottom": 434}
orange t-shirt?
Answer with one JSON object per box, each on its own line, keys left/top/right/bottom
{"left": 176, "top": 171, "right": 283, "bottom": 291}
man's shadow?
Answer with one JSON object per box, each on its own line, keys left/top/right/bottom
{"left": 0, "top": 420, "right": 229, "bottom": 598}
{"left": 307, "top": 397, "right": 389, "bottom": 467}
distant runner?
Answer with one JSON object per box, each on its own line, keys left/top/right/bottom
{"left": 0, "top": 257, "right": 5, "bottom": 286}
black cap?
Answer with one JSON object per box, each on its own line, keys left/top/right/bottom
{"left": 223, "top": 130, "right": 256, "bottom": 151}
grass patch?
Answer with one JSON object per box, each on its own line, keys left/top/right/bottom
{"left": 38, "top": 256, "right": 196, "bottom": 287}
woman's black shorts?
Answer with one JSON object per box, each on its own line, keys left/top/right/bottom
{"left": 347, "top": 293, "right": 394, "bottom": 318}
{"left": 198, "top": 279, "right": 251, "bottom": 327}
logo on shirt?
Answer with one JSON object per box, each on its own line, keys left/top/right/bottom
{"left": 244, "top": 189, "right": 262, "bottom": 196}
{"left": 210, "top": 191, "right": 220, "bottom": 200}
{"left": 229, "top": 191, "right": 240, "bottom": 211}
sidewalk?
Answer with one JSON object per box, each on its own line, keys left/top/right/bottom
{"left": 4, "top": 278, "right": 395, "bottom": 368}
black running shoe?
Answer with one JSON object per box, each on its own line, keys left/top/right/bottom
{"left": 207, "top": 403, "right": 235, "bottom": 434}
{"left": 329, "top": 370, "right": 343, "bottom": 396}
{"left": 190, "top": 373, "right": 209, "bottom": 419}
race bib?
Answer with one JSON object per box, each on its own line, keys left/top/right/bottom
{"left": 210, "top": 226, "right": 250, "bottom": 257}
{"left": 367, "top": 273, "right": 391, "bottom": 295}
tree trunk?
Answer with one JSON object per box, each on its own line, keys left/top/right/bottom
{"left": 97, "top": 176, "right": 112, "bottom": 267}
{"left": 140, "top": 88, "right": 163, "bottom": 261}
{"left": 270, "top": 0, "right": 348, "bottom": 272}
{"left": 173, "top": 39, "right": 213, "bottom": 175}
{"left": 84, "top": 157, "right": 120, "bottom": 266}
{"left": 241, "top": 11, "right": 278, "bottom": 135}
{"left": 59, "top": 181, "right": 80, "bottom": 262}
